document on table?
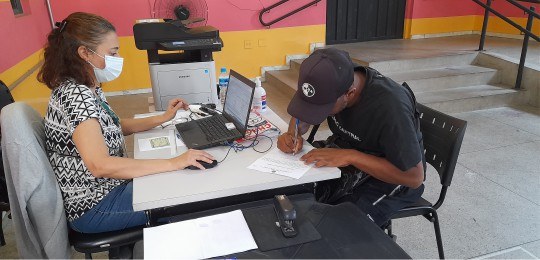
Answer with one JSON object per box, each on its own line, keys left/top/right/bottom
{"left": 137, "top": 130, "right": 178, "bottom": 155}
{"left": 248, "top": 146, "right": 314, "bottom": 179}
{"left": 144, "top": 210, "right": 257, "bottom": 259}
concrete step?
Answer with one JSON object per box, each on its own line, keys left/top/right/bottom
{"left": 290, "top": 59, "right": 303, "bottom": 72}
{"left": 417, "top": 84, "right": 524, "bottom": 113}
{"left": 362, "top": 52, "right": 478, "bottom": 74}
{"left": 265, "top": 66, "right": 523, "bottom": 114}
{"left": 386, "top": 65, "right": 499, "bottom": 92}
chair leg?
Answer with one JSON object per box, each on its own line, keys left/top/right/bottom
{"left": 386, "top": 220, "right": 393, "bottom": 235}
{"left": 430, "top": 210, "right": 445, "bottom": 259}
{"left": 384, "top": 220, "right": 397, "bottom": 241}
{"left": 0, "top": 213, "right": 5, "bottom": 246}
{"left": 84, "top": 252, "right": 93, "bottom": 259}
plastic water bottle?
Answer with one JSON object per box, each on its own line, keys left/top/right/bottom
{"left": 218, "top": 67, "right": 229, "bottom": 108}
{"left": 252, "top": 76, "right": 267, "bottom": 113}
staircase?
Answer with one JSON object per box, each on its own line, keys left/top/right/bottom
{"left": 263, "top": 50, "right": 525, "bottom": 119}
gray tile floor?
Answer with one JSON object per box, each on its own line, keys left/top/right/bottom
{"left": 391, "top": 106, "right": 540, "bottom": 259}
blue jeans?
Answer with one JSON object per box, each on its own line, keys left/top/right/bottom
{"left": 69, "top": 182, "right": 148, "bottom": 233}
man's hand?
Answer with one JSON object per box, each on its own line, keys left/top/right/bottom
{"left": 301, "top": 148, "right": 354, "bottom": 167}
{"left": 162, "top": 98, "right": 189, "bottom": 122}
{"left": 277, "top": 132, "right": 303, "bottom": 154}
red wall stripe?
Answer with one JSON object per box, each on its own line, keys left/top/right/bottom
{"left": 49, "top": 0, "right": 327, "bottom": 37}
{"left": 407, "top": 0, "right": 539, "bottom": 19}
{"left": 0, "top": 1, "right": 51, "bottom": 73}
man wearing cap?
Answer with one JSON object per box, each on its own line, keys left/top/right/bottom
{"left": 277, "top": 48, "right": 425, "bottom": 227}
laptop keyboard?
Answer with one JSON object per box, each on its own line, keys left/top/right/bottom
{"left": 196, "top": 116, "right": 238, "bottom": 142}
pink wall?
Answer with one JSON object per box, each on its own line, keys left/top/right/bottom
{"left": 0, "top": 0, "right": 51, "bottom": 73}
{"left": 406, "top": 0, "right": 481, "bottom": 19}
{"left": 49, "top": 0, "right": 326, "bottom": 37}
{"left": 406, "top": 0, "right": 538, "bottom": 19}
{"left": 490, "top": 0, "right": 539, "bottom": 17}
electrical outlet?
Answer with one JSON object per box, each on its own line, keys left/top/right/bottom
{"left": 258, "top": 39, "right": 267, "bottom": 47}
{"left": 244, "top": 40, "right": 253, "bottom": 49}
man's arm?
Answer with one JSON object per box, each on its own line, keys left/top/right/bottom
{"left": 301, "top": 148, "right": 424, "bottom": 188}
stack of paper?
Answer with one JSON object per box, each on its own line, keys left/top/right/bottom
{"left": 144, "top": 210, "right": 258, "bottom": 259}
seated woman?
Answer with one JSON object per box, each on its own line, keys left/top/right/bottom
{"left": 38, "top": 12, "right": 215, "bottom": 233}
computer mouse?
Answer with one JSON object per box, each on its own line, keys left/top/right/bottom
{"left": 186, "top": 159, "right": 218, "bottom": 170}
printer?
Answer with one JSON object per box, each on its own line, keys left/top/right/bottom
{"left": 133, "top": 20, "right": 223, "bottom": 110}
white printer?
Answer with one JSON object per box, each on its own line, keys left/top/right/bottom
{"left": 133, "top": 20, "right": 223, "bottom": 110}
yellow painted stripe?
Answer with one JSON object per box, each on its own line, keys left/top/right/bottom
{"left": 7, "top": 24, "right": 325, "bottom": 103}
{"left": 214, "top": 24, "right": 325, "bottom": 79}
{"left": 0, "top": 49, "right": 43, "bottom": 86}
{"left": 407, "top": 15, "right": 479, "bottom": 37}
{"left": 485, "top": 16, "right": 540, "bottom": 35}
{"left": 10, "top": 69, "right": 51, "bottom": 115}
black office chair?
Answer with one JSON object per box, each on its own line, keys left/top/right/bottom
{"left": 0, "top": 79, "right": 14, "bottom": 246}
{"left": 1, "top": 102, "right": 144, "bottom": 258}
{"left": 385, "top": 103, "right": 467, "bottom": 259}
{"left": 69, "top": 226, "right": 144, "bottom": 259}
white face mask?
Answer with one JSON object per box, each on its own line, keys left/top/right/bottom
{"left": 87, "top": 49, "right": 123, "bottom": 83}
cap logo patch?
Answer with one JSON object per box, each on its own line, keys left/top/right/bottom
{"left": 302, "top": 83, "right": 315, "bottom": 97}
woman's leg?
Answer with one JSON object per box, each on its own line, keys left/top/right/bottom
{"left": 70, "top": 182, "right": 147, "bottom": 233}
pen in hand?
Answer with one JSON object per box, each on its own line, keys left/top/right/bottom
{"left": 293, "top": 118, "right": 299, "bottom": 155}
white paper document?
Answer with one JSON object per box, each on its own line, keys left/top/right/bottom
{"left": 144, "top": 210, "right": 258, "bottom": 259}
{"left": 248, "top": 146, "right": 314, "bottom": 179}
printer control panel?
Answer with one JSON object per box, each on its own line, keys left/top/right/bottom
{"left": 160, "top": 39, "right": 220, "bottom": 51}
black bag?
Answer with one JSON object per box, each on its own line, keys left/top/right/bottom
{"left": 313, "top": 136, "right": 371, "bottom": 204}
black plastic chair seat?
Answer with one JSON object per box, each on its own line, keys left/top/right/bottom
{"left": 391, "top": 198, "right": 435, "bottom": 220}
{"left": 69, "top": 226, "right": 144, "bottom": 254}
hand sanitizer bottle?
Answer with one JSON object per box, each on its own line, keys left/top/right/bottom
{"left": 252, "top": 76, "right": 267, "bottom": 113}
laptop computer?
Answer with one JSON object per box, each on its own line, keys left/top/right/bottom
{"left": 175, "top": 69, "right": 256, "bottom": 149}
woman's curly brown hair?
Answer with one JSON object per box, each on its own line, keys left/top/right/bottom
{"left": 38, "top": 12, "right": 116, "bottom": 90}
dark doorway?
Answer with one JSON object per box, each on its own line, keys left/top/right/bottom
{"left": 326, "top": 0, "right": 406, "bottom": 45}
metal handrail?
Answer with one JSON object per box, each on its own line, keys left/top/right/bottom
{"left": 259, "top": 0, "right": 321, "bottom": 27}
{"left": 472, "top": 0, "right": 539, "bottom": 89}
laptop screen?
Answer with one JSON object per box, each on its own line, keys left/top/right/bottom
{"left": 223, "top": 70, "right": 255, "bottom": 134}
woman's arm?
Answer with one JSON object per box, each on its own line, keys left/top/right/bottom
{"left": 120, "top": 115, "right": 167, "bottom": 136}
{"left": 73, "top": 119, "right": 215, "bottom": 179}
{"left": 120, "top": 98, "right": 189, "bottom": 135}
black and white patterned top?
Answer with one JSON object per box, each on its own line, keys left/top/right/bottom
{"left": 44, "top": 80, "right": 126, "bottom": 221}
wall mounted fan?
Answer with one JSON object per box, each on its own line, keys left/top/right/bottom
{"left": 153, "top": 0, "right": 208, "bottom": 27}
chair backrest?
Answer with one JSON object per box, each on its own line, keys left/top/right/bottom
{"left": 1, "top": 102, "right": 71, "bottom": 258}
{"left": 0, "top": 80, "right": 14, "bottom": 205}
{"left": 0, "top": 80, "right": 14, "bottom": 112}
{"left": 417, "top": 103, "right": 467, "bottom": 192}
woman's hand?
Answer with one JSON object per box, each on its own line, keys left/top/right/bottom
{"left": 277, "top": 132, "right": 304, "bottom": 154}
{"left": 171, "top": 149, "right": 215, "bottom": 170}
{"left": 161, "top": 98, "right": 189, "bottom": 123}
